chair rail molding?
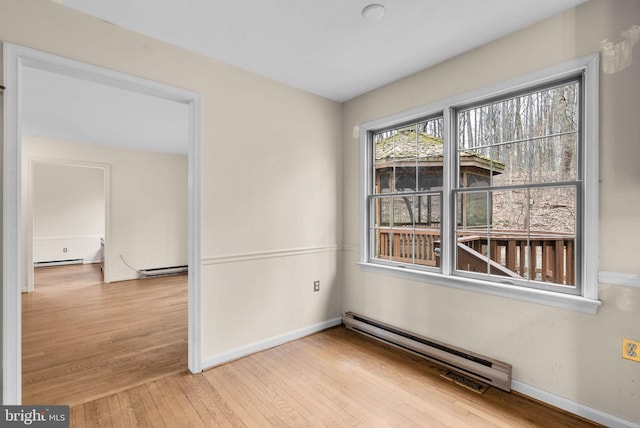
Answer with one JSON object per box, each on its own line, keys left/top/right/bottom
{"left": 599, "top": 271, "right": 640, "bottom": 288}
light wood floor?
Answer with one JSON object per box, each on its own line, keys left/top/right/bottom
{"left": 25, "top": 265, "right": 600, "bottom": 427}
{"left": 73, "top": 329, "right": 601, "bottom": 427}
{"left": 22, "top": 264, "right": 188, "bottom": 406}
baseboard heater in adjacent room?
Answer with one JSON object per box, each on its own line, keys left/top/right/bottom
{"left": 343, "top": 311, "right": 512, "bottom": 391}
{"left": 138, "top": 265, "right": 188, "bottom": 277}
{"left": 34, "top": 258, "right": 83, "bottom": 267}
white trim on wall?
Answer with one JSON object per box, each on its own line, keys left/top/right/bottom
{"left": 599, "top": 271, "right": 640, "bottom": 288}
{"left": 33, "top": 234, "right": 104, "bottom": 241}
{"left": 202, "top": 245, "right": 340, "bottom": 265}
{"left": 2, "top": 42, "right": 203, "bottom": 404}
{"left": 511, "top": 380, "right": 639, "bottom": 428}
{"left": 187, "top": 90, "right": 202, "bottom": 375}
{"left": 1, "top": 41, "right": 21, "bottom": 407}
{"left": 201, "top": 317, "right": 343, "bottom": 369}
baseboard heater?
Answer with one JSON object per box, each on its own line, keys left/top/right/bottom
{"left": 138, "top": 265, "right": 188, "bottom": 277}
{"left": 343, "top": 311, "right": 512, "bottom": 392}
{"left": 34, "top": 258, "right": 83, "bottom": 267}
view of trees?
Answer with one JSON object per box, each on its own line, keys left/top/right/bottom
{"left": 457, "top": 81, "right": 579, "bottom": 234}
{"left": 373, "top": 79, "right": 580, "bottom": 234}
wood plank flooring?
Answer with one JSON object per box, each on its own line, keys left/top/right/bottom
{"left": 22, "top": 264, "right": 188, "bottom": 406}
{"left": 24, "top": 264, "right": 601, "bottom": 427}
{"left": 75, "top": 327, "right": 601, "bottom": 427}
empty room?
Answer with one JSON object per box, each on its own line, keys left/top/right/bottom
{"left": 2, "top": 0, "right": 639, "bottom": 427}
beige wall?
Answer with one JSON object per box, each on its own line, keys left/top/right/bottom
{"left": 33, "top": 163, "right": 104, "bottom": 240}
{"left": 32, "top": 162, "right": 105, "bottom": 264}
{"left": 342, "top": 0, "right": 640, "bottom": 423}
{"left": 1, "top": 0, "right": 343, "bottom": 373}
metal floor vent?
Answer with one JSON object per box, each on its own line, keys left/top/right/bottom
{"left": 441, "top": 370, "right": 489, "bottom": 394}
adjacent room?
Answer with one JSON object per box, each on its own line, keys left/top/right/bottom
{"left": 19, "top": 66, "right": 190, "bottom": 405}
{"left": 2, "top": 0, "right": 639, "bottom": 427}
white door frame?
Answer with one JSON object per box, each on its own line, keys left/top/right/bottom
{"left": 2, "top": 42, "right": 202, "bottom": 404}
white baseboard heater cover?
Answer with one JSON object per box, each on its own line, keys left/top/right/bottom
{"left": 343, "top": 312, "right": 512, "bottom": 392}
{"left": 139, "top": 265, "right": 188, "bottom": 277}
{"left": 34, "top": 258, "right": 83, "bottom": 267}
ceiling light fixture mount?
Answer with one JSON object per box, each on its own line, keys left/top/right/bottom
{"left": 362, "top": 4, "right": 386, "bottom": 21}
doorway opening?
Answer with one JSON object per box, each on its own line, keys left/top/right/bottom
{"left": 3, "top": 42, "right": 202, "bottom": 405}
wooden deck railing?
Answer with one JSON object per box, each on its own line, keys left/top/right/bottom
{"left": 377, "top": 228, "right": 575, "bottom": 285}
{"left": 377, "top": 228, "right": 440, "bottom": 267}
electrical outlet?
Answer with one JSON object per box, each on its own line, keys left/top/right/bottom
{"left": 622, "top": 338, "right": 640, "bottom": 362}
{"left": 313, "top": 280, "right": 320, "bottom": 292}
{"left": 63, "top": 248, "right": 68, "bottom": 253}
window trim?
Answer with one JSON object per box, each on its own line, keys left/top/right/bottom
{"left": 358, "top": 54, "right": 600, "bottom": 314}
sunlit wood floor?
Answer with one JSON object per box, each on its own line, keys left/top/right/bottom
{"left": 24, "top": 264, "right": 600, "bottom": 427}
{"left": 71, "top": 327, "right": 601, "bottom": 427}
{"left": 22, "top": 263, "right": 188, "bottom": 406}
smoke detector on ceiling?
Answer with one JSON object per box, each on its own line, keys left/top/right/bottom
{"left": 362, "top": 4, "right": 386, "bottom": 21}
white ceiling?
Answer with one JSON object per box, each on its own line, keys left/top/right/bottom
{"left": 22, "top": 66, "right": 190, "bottom": 154}
{"left": 22, "top": 0, "right": 587, "bottom": 154}
{"left": 60, "top": 0, "right": 588, "bottom": 102}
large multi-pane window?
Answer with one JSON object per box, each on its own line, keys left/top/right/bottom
{"left": 361, "top": 56, "right": 599, "bottom": 310}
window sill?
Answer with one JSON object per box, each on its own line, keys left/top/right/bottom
{"left": 357, "top": 262, "right": 601, "bottom": 314}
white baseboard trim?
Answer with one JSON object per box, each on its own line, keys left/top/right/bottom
{"left": 511, "top": 380, "right": 639, "bottom": 428}
{"left": 202, "top": 317, "right": 343, "bottom": 369}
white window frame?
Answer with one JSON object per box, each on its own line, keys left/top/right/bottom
{"left": 358, "top": 55, "right": 600, "bottom": 314}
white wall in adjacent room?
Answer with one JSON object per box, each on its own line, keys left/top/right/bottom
{"left": 32, "top": 162, "right": 105, "bottom": 264}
